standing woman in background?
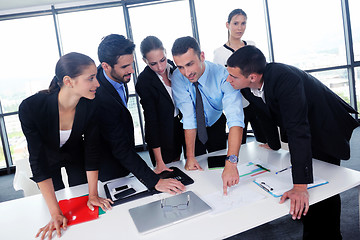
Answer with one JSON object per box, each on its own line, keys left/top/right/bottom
{"left": 136, "top": 36, "right": 185, "bottom": 174}
{"left": 19, "top": 52, "right": 112, "bottom": 240}
{"left": 213, "top": 9, "right": 280, "bottom": 150}
{"left": 213, "top": 9, "right": 255, "bottom": 67}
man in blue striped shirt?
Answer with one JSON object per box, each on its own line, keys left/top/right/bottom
{"left": 171, "top": 36, "right": 245, "bottom": 195}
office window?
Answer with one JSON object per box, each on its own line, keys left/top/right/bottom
{"left": 58, "top": 7, "right": 126, "bottom": 67}
{"left": 0, "top": 15, "right": 59, "bottom": 114}
{"left": 0, "top": 15, "right": 59, "bottom": 166}
{"left": 268, "top": 0, "right": 346, "bottom": 70}
{"left": 0, "top": 135, "right": 5, "bottom": 168}
{"left": 127, "top": 96, "right": 143, "bottom": 145}
{"left": 195, "top": 0, "right": 269, "bottom": 62}
{"left": 356, "top": 67, "right": 360, "bottom": 110}
{"left": 311, "top": 69, "right": 350, "bottom": 104}
{"left": 4, "top": 115, "right": 27, "bottom": 164}
{"left": 349, "top": 0, "right": 360, "bottom": 61}
{"left": 129, "top": 0, "right": 192, "bottom": 73}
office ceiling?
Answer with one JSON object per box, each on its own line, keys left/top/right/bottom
{"left": 0, "top": 0, "right": 156, "bottom": 14}
{"left": 0, "top": 0, "right": 78, "bottom": 11}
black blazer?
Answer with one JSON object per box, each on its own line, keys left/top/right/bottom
{"left": 18, "top": 89, "right": 99, "bottom": 183}
{"left": 243, "top": 63, "right": 359, "bottom": 184}
{"left": 135, "top": 60, "right": 184, "bottom": 162}
{"left": 241, "top": 88, "right": 281, "bottom": 151}
{"left": 95, "top": 66, "right": 159, "bottom": 189}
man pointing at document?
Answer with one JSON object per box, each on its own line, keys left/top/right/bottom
{"left": 171, "top": 36, "right": 245, "bottom": 195}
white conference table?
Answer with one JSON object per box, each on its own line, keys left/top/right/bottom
{"left": 1, "top": 141, "right": 360, "bottom": 240}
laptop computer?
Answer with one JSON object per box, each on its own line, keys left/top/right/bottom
{"left": 129, "top": 191, "right": 211, "bottom": 234}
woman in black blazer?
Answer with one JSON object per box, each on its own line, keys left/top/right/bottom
{"left": 135, "top": 36, "right": 185, "bottom": 174}
{"left": 19, "top": 52, "right": 112, "bottom": 239}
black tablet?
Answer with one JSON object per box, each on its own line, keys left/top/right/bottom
{"left": 158, "top": 166, "right": 194, "bottom": 186}
{"left": 207, "top": 155, "right": 227, "bottom": 169}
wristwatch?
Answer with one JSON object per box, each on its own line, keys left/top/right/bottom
{"left": 225, "top": 155, "right": 238, "bottom": 164}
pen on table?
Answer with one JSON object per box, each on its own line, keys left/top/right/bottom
{"left": 255, "top": 164, "right": 270, "bottom": 172}
{"left": 275, "top": 166, "right": 292, "bottom": 174}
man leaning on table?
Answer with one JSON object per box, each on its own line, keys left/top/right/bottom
{"left": 226, "top": 45, "right": 359, "bottom": 240}
{"left": 95, "top": 34, "right": 185, "bottom": 195}
{"left": 171, "top": 36, "right": 245, "bottom": 195}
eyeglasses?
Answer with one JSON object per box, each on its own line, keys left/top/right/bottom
{"left": 160, "top": 194, "right": 190, "bottom": 210}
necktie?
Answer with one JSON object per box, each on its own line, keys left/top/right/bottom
{"left": 119, "top": 84, "right": 127, "bottom": 107}
{"left": 193, "top": 82, "right": 208, "bottom": 144}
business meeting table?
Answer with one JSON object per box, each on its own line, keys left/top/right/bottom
{"left": 1, "top": 142, "right": 360, "bottom": 239}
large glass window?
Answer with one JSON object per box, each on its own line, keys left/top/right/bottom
{"left": 311, "top": 69, "right": 350, "bottom": 104}
{"left": 0, "top": 135, "right": 5, "bottom": 168}
{"left": 0, "top": 15, "right": 59, "bottom": 166}
{"left": 195, "top": 0, "right": 269, "bottom": 62}
{"left": 58, "top": 7, "right": 126, "bottom": 67}
{"left": 0, "top": 15, "right": 59, "bottom": 113}
{"left": 268, "top": 0, "right": 346, "bottom": 70}
{"left": 355, "top": 67, "right": 360, "bottom": 110}
{"left": 129, "top": 0, "right": 192, "bottom": 74}
{"left": 4, "top": 115, "right": 27, "bottom": 164}
{"left": 128, "top": 96, "right": 143, "bottom": 145}
{"left": 349, "top": 0, "right": 360, "bottom": 61}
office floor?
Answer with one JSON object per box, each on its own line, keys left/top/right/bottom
{"left": 1, "top": 128, "right": 359, "bottom": 239}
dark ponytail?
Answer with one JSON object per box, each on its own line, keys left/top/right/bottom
{"left": 44, "top": 52, "right": 95, "bottom": 93}
{"left": 48, "top": 76, "right": 61, "bottom": 93}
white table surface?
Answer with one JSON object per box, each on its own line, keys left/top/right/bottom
{"left": 1, "top": 141, "right": 360, "bottom": 240}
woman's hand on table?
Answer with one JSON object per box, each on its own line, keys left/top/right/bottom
{"left": 36, "top": 213, "right": 67, "bottom": 240}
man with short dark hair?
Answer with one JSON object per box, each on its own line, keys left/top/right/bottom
{"left": 96, "top": 34, "right": 185, "bottom": 194}
{"left": 171, "top": 36, "right": 245, "bottom": 195}
{"left": 226, "top": 45, "right": 359, "bottom": 239}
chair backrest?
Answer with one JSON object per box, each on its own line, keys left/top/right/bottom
{"left": 13, "top": 158, "right": 41, "bottom": 197}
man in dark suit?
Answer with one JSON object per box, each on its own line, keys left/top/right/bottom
{"left": 226, "top": 45, "right": 359, "bottom": 239}
{"left": 95, "top": 34, "right": 185, "bottom": 194}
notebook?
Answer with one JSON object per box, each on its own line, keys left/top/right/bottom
{"left": 253, "top": 167, "right": 328, "bottom": 197}
{"left": 58, "top": 195, "right": 99, "bottom": 226}
{"left": 129, "top": 191, "right": 211, "bottom": 234}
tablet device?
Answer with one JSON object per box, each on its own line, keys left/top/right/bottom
{"left": 158, "top": 166, "right": 194, "bottom": 185}
{"left": 207, "top": 155, "right": 226, "bottom": 169}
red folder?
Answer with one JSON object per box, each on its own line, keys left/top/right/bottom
{"left": 58, "top": 195, "right": 99, "bottom": 226}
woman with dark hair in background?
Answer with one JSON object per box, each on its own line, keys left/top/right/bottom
{"left": 214, "top": 9, "right": 280, "bottom": 150}
{"left": 135, "top": 36, "right": 185, "bottom": 174}
{"left": 213, "top": 9, "right": 255, "bottom": 67}
{"left": 19, "top": 52, "right": 112, "bottom": 240}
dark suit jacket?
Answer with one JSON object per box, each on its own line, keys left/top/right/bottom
{"left": 243, "top": 63, "right": 359, "bottom": 184}
{"left": 241, "top": 89, "right": 281, "bottom": 150}
{"left": 18, "top": 88, "right": 99, "bottom": 183}
{"left": 95, "top": 66, "right": 159, "bottom": 189}
{"left": 135, "top": 60, "right": 184, "bottom": 163}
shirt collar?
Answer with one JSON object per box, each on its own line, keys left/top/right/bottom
{"left": 250, "top": 82, "right": 265, "bottom": 102}
{"left": 155, "top": 62, "right": 172, "bottom": 82}
{"left": 103, "top": 69, "right": 124, "bottom": 90}
{"left": 195, "top": 61, "right": 208, "bottom": 86}
{"left": 250, "top": 81, "right": 264, "bottom": 94}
